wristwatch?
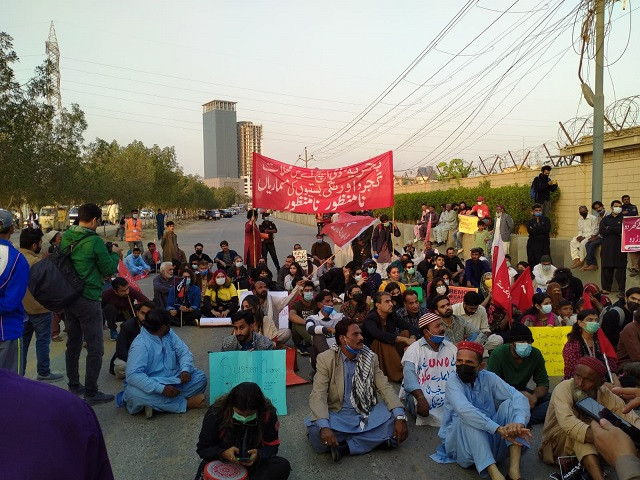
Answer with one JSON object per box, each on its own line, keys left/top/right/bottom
{"left": 395, "top": 414, "right": 407, "bottom": 422}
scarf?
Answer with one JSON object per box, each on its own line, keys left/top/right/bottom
{"left": 330, "top": 344, "right": 377, "bottom": 421}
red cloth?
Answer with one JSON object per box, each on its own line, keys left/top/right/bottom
{"left": 511, "top": 267, "right": 534, "bottom": 312}
{"left": 491, "top": 241, "right": 512, "bottom": 322}
{"left": 320, "top": 213, "right": 376, "bottom": 248}
{"left": 252, "top": 151, "right": 394, "bottom": 213}
{"left": 582, "top": 291, "right": 593, "bottom": 310}
{"left": 244, "top": 221, "right": 262, "bottom": 268}
{"left": 457, "top": 341, "right": 484, "bottom": 356}
{"left": 596, "top": 328, "right": 618, "bottom": 360}
{"left": 117, "top": 260, "right": 144, "bottom": 296}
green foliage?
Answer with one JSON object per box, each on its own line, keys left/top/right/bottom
{"left": 435, "top": 158, "right": 475, "bottom": 182}
{"left": 377, "top": 180, "right": 561, "bottom": 233}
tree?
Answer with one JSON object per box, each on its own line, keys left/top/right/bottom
{"left": 435, "top": 158, "right": 475, "bottom": 182}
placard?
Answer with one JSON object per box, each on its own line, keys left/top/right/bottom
{"left": 293, "top": 249, "right": 308, "bottom": 269}
{"left": 199, "top": 317, "right": 232, "bottom": 327}
{"left": 448, "top": 286, "right": 478, "bottom": 305}
{"left": 458, "top": 214, "right": 478, "bottom": 235}
{"left": 530, "top": 326, "right": 572, "bottom": 376}
{"left": 622, "top": 216, "right": 640, "bottom": 252}
{"left": 209, "top": 350, "right": 287, "bottom": 414}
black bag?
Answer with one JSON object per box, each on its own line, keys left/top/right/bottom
{"left": 28, "top": 238, "right": 87, "bottom": 311}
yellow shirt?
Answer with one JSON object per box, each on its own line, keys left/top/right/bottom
{"left": 378, "top": 280, "right": 407, "bottom": 293}
{"left": 204, "top": 284, "right": 238, "bottom": 304}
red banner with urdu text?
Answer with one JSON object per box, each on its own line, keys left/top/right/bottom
{"left": 252, "top": 151, "right": 394, "bottom": 213}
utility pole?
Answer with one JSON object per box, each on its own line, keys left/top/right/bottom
{"left": 298, "top": 147, "right": 314, "bottom": 168}
{"left": 45, "top": 21, "right": 62, "bottom": 117}
{"left": 592, "top": 0, "right": 605, "bottom": 203}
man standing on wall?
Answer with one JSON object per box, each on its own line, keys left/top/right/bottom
{"left": 532, "top": 166, "right": 558, "bottom": 217}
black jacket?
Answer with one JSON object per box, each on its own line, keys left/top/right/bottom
{"left": 362, "top": 309, "right": 419, "bottom": 347}
{"left": 532, "top": 174, "right": 558, "bottom": 202}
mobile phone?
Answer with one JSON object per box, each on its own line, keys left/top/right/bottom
{"left": 236, "top": 428, "right": 251, "bottom": 462}
{"left": 575, "top": 397, "right": 640, "bottom": 446}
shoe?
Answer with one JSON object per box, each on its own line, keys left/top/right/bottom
{"left": 69, "top": 384, "right": 85, "bottom": 396}
{"left": 582, "top": 264, "right": 598, "bottom": 271}
{"left": 570, "top": 258, "right": 582, "bottom": 269}
{"left": 109, "top": 329, "right": 118, "bottom": 341}
{"left": 84, "top": 391, "right": 115, "bottom": 406}
{"left": 144, "top": 405, "right": 153, "bottom": 419}
{"left": 51, "top": 335, "right": 63, "bottom": 342}
{"left": 330, "top": 442, "right": 350, "bottom": 462}
{"left": 296, "top": 343, "right": 310, "bottom": 356}
{"left": 602, "top": 290, "right": 611, "bottom": 295}
{"left": 38, "top": 372, "right": 64, "bottom": 382}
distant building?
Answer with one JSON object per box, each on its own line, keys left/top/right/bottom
{"left": 237, "top": 121, "right": 263, "bottom": 179}
{"left": 241, "top": 175, "right": 252, "bottom": 200}
{"left": 202, "top": 177, "right": 244, "bottom": 197}
{"left": 202, "top": 100, "right": 238, "bottom": 178}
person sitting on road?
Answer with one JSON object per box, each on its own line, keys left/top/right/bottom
{"left": 153, "top": 261, "right": 174, "bottom": 309}
{"left": 109, "top": 301, "right": 154, "bottom": 379}
{"left": 288, "top": 281, "right": 318, "bottom": 355}
{"left": 195, "top": 382, "right": 291, "bottom": 480}
{"left": 399, "top": 259, "right": 423, "bottom": 288}
{"left": 214, "top": 240, "right": 239, "bottom": 271}
{"left": 364, "top": 259, "right": 382, "bottom": 293}
{"left": 452, "top": 291, "right": 503, "bottom": 353}
{"left": 362, "top": 292, "right": 419, "bottom": 382}
{"left": 464, "top": 248, "right": 491, "bottom": 289}
{"left": 341, "top": 283, "right": 370, "bottom": 326}
{"left": 202, "top": 269, "right": 239, "bottom": 319}
{"left": 305, "top": 318, "right": 409, "bottom": 462}
{"left": 142, "top": 242, "right": 161, "bottom": 273}
{"left": 241, "top": 294, "right": 283, "bottom": 349}
{"left": 400, "top": 313, "right": 457, "bottom": 427}
{"left": 395, "top": 289, "right": 427, "bottom": 330}
{"left": 306, "top": 290, "right": 345, "bottom": 370}
{"left": 318, "top": 260, "right": 347, "bottom": 298}
{"left": 487, "top": 323, "right": 551, "bottom": 425}
{"left": 431, "top": 341, "right": 532, "bottom": 480}
{"left": 226, "top": 255, "right": 250, "bottom": 290}
{"left": 251, "top": 280, "right": 295, "bottom": 344}
{"left": 539, "top": 356, "right": 640, "bottom": 480}
{"left": 379, "top": 265, "right": 407, "bottom": 294}
{"left": 521, "top": 293, "right": 555, "bottom": 327}
{"left": 124, "top": 247, "right": 151, "bottom": 277}
{"left": 102, "top": 277, "right": 150, "bottom": 341}
{"left": 166, "top": 269, "right": 201, "bottom": 326}
{"left": 119, "top": 308, "right": 207, "bottom": 418}
{"left": 384, "top": 282, "right": 404, "bottom": 312}
{"left": 188, "top": 243, "right": 213, "bottom": 269}
{"left": 284, "top": 261, "right": 305, "bottom": 292}
{"left": 221, "top": 310, "right": 273, "bottom": 352}
{"left": 531, "top": 255, "right": 556, "bottom": 293}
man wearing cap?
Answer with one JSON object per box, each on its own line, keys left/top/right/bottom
{"left": 464, "top": 248, "right": 491, "bottom": 288}
{"left": 526, "top": 203, "right": 551, "bottom": 267}
{"left": 400, "top": 313, "right": 457, "bottom": 427}
{"left": 0, "top": 209, "right": 29, "bottom": 372}
{"left": 432, "top": 341, "right": 532, "bottom": 480}
{"left": 471, "top": 196, "right": 490, "bottom": 222}
{"left": 532, "top": 255, "right": 556, "bottom": 293}
{"left": 492, "top": 205, "right": 514, "bottom": 255}
{"left": 540, "top": 356, "right": 640, "bottom": 480}
{"left": 487, "top": 323, "right": 550, "bottom": 425}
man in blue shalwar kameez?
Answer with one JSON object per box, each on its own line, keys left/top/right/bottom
{"left": 431, "top": 341, "right": 532, "bottom": 480}
{"left": 119, "top": 308, "right": 207, "bottom": 418}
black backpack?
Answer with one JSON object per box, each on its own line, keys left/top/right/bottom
{"left": 28, "top": 237, "right": 88, "bottom": 311}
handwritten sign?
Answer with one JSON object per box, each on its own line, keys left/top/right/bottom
{"left": 458, "top": 214, "right": 478, "bottom": 235}
{"left": 622, "top": 216, "right": 640, "bottom": 252}
{"left": 209, "top": 350, "right": 287, "bottom": 414}
{"left": 530, "top": 326, "right": 571, "bottom": 376}
{"left": 293, "top": 249, "right": 308, "bottom": 269}
{"left": 252, "top": 151, "right": 394, "bottom": 213}
{"left": 448, "top": 286, "right": 478, "bottom": 305}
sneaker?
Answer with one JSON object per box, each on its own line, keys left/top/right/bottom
{"left": 51, "top": 335, "right": 63, "bottom": 342}
{"left": 109, "top": 329, "right": 118, "bottom": 341}
{"left": 84, "top": 391, "right": 115, "bottom": 406}
{"left": 37, "top": 372, "right": 64, "bottom": 382}
{"left": 69, "top": 384, "right": 85, "bottom": 396}
{"left": 296, "top": 344, "right": 310, "bottom": 356}
{"left": 144, "top": 405, "right": 154, "bottom": 419}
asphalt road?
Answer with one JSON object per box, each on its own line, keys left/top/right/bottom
{"left": 23, "top": 215, "right": 563, "bottom": 480}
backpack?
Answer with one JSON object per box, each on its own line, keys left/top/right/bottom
{"left": 28, "top": 237, "right": 88, "bottom": 311}
{"left": 530, "top": 179, "right": 537, "bottom": 201}
{"left": 598, "top": 305, "right": 625, "bottom": 328}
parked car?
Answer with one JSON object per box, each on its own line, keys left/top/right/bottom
{"left": 68, "top": 206, "right": 79, "bottom": 225}
{"left": 197, "top": 210, "right": 208, "bottom": 220}
{"left": 205, "top": 209, "right": 221, "bottom": 220}
{"left": 221, "top": 209, "right": 233, "bottom": 218}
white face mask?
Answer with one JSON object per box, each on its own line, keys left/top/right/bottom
{"left": 367, "top": 267, "right": 375, "bottom": 275}
{"left": 613, "top": 206, "right": 622, "bottom": 214}
{"left": 235, "top": 261, "right": 243, "bottom": 268}
{"left": 542, "top": 264, "right": 551, "bottom": 271}
{"left": 541, "top": 304, "right": 553, "bottom": 314}
{"left": 132, "top": 214, "right": 138, "bottom": 219}
{"left": 215, "top": 277, "right": 226, "bottom": 285}
{"left": 477, "top": 201, "right": 482, "bottom": 205}
{"left": 436, "top": 285, "right": 447, "bottom": 295}
{"left": 354, "top": 275, "right": 362, "bottom": 282}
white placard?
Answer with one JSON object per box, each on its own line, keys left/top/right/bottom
{"left": 199, "top": 317, "right": 232, "bottom": 327}
{"left": 293, "top": 249, "right": 308, "bottom": 269}
{"left": 239, "top": 290, "right": 290, "bottom": 330}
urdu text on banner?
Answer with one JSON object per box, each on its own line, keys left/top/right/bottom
{"left": 252, "top": 151, "right": 394, "bottom": 213}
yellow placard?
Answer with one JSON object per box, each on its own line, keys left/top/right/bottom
{"left": 530, "top": 326, "right": 572, "bottom": 376}
{"left": 458, "top": 214, "right": 479, "bottom": 234}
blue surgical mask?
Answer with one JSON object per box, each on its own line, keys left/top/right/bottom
{"left": 185, "top": 278, "right": 191, "bottom": 286}
{"left": 316, "top": 239, "right": 323, "bottom": 244}
{"left": 303, "top": 292, "right": 314, "bottom": 302}
{"left": 533, "top": 212, "right": 543, "bottom": 217}
{"left": 345, "top": 344, "right": 361, "bottom": 355}
{"left": 428, "top": 333, "right": 445, "bottom": 344}
{"left": 585, "top": 321, "right": 600, "bottom": 334}
{"left": 514, "top": 343, "right": 532, "bottom": 358}
{"left": 367, "top": 267, "right": 375, "bottom": 275}
{"left": 322, "top": 305, "right": 334, "bottom": 315}
{"left": 541, "top": 304, "right": 552, "bottom": 314}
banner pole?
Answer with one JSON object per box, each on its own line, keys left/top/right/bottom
{"left": 392, "top": 207, "right": 396, "bottom": 260}
{"left": 252, "top": 210, "right": 256, "bottom": 268}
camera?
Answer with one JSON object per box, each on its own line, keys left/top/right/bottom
{"left": 105, "top": 242, "right": 113, "bottom": 254}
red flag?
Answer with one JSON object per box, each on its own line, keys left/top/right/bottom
{"left": 252, "top": 151, "right": 394, "bottom": 213}
{"left": 491, "top": 238, "right": 512, "bottom": 321}
{"left": 510, "top": 267, "right": 534, "bottom": 312}
{"left": 582, "top": 291, "right": 593, "bottom": 310}
{"left": 117, "top": 260, "right": 143, "bottom": 295}
{"left": 596, "top": 329, "right": 618, "bottom": 360}
{"left": 320, "top": 213, "right": 377, "bottom": 248}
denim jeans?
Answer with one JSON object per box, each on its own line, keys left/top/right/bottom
{"left": 21, "top": 312, "right": 53, "bottom": 376}
{"left": 585, "top": 237, "right": 602, "bottom": 266}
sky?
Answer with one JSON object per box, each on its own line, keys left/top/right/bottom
{"left": 2, "top": 0, "right": 638, "bottom": 177}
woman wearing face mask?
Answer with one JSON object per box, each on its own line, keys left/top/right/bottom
{"left": 284, "top": 261, "right": 305, "bottom": 292}
{"left": 351, "top": 267, "right": 372, "bottom": 304}
{"left": 241, "top": 295, "right": 280, "bottom": 346}
{"left": 166, "top": 269, "right": 202, "bottom": 326}
{"left": 521, "top": 293, "right": 555, "bottom": 327}
{"left": 384, "top": 283, "right": 403, "bottom": 312}
{"left": 203, "top": 270, "right": 239, "bottom": 318}
{"left": 428, "top": 278, "right": 450, "bottom": 306}
{"left": 195, "top": 259, "right": 213, "bottom": 303}
{"left": 341, "top": 284, "right": 370, "bottom": 325}
{"left": 227, "top": 256, "right": 250, "bottom": 290}
{"left": 562, "top": 309, "right": 619, "bottom": 386}
{"left": 550, "top": 268, "right": 584, "bottom": 308}
{"left": 364, "top": 260, "right": 382, "bottom": 293}
{"left": 195, "top": 382, "right": 291, "bottom": 480}
{"left": 545, "top": 282, "right": 564, "bottom": 315}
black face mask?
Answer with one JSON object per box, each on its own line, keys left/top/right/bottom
{"left": 627, "top": 301, "right": 640, "bottom": 312}
{"left": 391, "top": 295, "right": 402, "bottom": 304}
{"left": 351, "top": 292, "right": 363, "bottom": 301}
{"left": 456, "top": 364, "right": 478, "bottom": 384}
